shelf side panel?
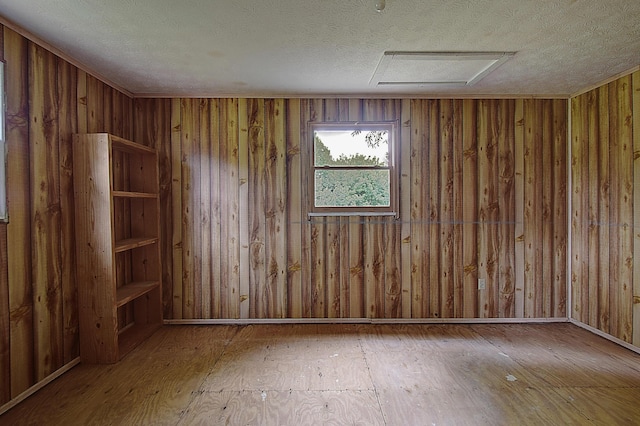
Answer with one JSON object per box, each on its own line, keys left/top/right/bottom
{"left": 73, "top": 133, "right": 119, "bottom": 364}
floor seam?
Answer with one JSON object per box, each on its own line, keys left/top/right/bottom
{"left": 357, "top": 329, "right": 388, "bottom": 426}
{"left": 174, "top": 324, "right": 242, "bottom": 425}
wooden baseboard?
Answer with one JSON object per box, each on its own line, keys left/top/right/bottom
{"left": 164, "top": 317, "right": 570, "bottom": 326}
{"left": 569, "top": 319, "right": 640, "bottom": 356}
{"left": 0, "top": 358, "right": 81, "bottom": 416}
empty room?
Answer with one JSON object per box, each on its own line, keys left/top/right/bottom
{"left": 0, "top": 0, "right": 640, "bottom": 424}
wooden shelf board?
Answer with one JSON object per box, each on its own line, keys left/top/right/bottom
{"left": 116, "top": 281, "right": 161, "bottom": 307}
{"left": 110, "top": 135, "right": 157, "bottom": 155}
{"left": 112, "top": 190, "right": 158, "bottom": 199}
{"left": 114, "top": 236, "right": 158, "bottom": 253}
{"left": 118, "top": 322, "right": 162, "bottom": 359}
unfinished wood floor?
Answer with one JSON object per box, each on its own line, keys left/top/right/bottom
{"left": 2, "top": 323, "right": 640, "bottom": 425}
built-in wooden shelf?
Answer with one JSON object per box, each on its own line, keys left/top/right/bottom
{"left": 112, "top": 190, "right": 158, "bottom": 198}
{"left": 116, "top": 281, "right": 161, "bottom": 307}
{"left": 111, "top": 135, "right": 157, "bottom": 154}
{"left": 114, "top": 236, "right": 159, "bottom": 253}
{"left": 74, "top": 133, "right": 162, "bottom": 364}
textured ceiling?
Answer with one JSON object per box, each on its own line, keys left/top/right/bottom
{"left": 0, "top": 0, "right": 638, "bottom": 97}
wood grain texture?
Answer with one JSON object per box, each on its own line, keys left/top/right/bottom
{"left": 4, "top": 27, "right": 34, "bottom": 399}
{"left": 570, "top": 72, "right": 638, "bottom": 345}
{"left": 513, "top": 100, "right": 525, "bottom": 318}
{"left": 633, "top": 70, "right": 640, "bottom": 347}
{"left": 552, "top": 99, "right": 568, "bottom": 318}
{"left": 72, "top": 134, "right": 118, "bottom": 364}
{"left": 1, "top": 27, "right": 134, "bottom": 405}
{"left": 5, "top": 22, "right": 640, "bottom": 413}
{"left": 155, "top": 98, "right": 568, "bottom": 322}
{"left": 238, "top": 99, "right": 250, "bottom": 319}
{"left": 597, "top": 85, "right": 611, "bottom": 334}
{"left": 170, "top": 98, "right": 183, "bottom": 319}
{"left": 29, "top": 41, "right": 63, "bottom": 381}
{"left": 57, "top": 58, "right": 79, "bottom": 364}
{"left": 0, "top": 20, "right": 8, "bottom": 393}
{"left": 73, "top": 133, "right": 162, "bottom": 364}
{"left": 4, "top": 323, "right": 640, "bottom": 425}
{"left": 0, "top": 222, "right": 8, "bottom": 405}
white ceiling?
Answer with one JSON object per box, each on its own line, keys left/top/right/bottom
{"left": 0, "top": 0, "right": 639, "bottom": 98}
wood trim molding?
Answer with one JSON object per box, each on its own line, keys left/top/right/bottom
{"left": 0, "top": 15, "right": 133, "bottom": 98}
{"left": 0, "top": 358, "right": 80, "bottom": 416}
{"left": 571, "top": 65, "right": 640, "bottom": 99}
{"left": 164, "top": 317, "right": 570, "bottom": 325}
{"left": 570, "top": 319, "right": 640, "bottom": 356}
{"left": 133, "top": 92, "right": 572, "bottom": 100}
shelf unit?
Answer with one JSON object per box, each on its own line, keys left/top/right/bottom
{"left": 73, "top": 133, "right": 162, "bottom": 364}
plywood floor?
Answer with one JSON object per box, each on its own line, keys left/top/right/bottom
{"left": 2, "top": 323, "right": 640, "bottom": 425}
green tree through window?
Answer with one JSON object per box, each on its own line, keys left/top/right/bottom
{"left": 309, "top": 122, "right": 397, "bottom": 216}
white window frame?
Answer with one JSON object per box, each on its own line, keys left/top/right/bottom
{"left": 307, "top": 121, "right": 399, "bottom": 217}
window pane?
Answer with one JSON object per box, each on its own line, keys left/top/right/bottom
{"left": 314, "top": 130, "right": 388, "bottom": 167}
{"left": 314, "top": 169, "right": 390, "bottom": 207}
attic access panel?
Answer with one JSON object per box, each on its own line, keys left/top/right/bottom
{"left": 370, "top": 51, "right": 515, "bottom": 87}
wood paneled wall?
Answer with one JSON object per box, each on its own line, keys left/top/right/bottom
{"left": 141, "top": 97, "right": 568, "bottom": 321}
{"left": 570, "top": 71, "right": 640, "bottom": 346}
{"left": 0, "top": 26, "right": 134, "bottom": 405}
{"left": 14, "top": 17, "right": 640, "bottom": 412}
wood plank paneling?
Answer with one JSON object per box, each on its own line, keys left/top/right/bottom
{"left": 199, "top": 99, "right": 211, "bottom": 318}
{"left": 597, "top": 85, "right": 611, "bottom": 333}
{"left": 170, "top": 98, "right": 183, "bottom": 320}
{"left": 570, "top": 72, "right": 639, "bottom": 344}
{"left": 12, "top": 24, "right": 640, "bottom": 408}
{"left": 498, "top": 100, "right": 516, "bottom": 318}
{"left": 133, "top": 98, "right": 173, "bottom": 318}
{"left": 248, "top": 99, "right": 267, "bottom": 318}
{"left": 57, "top": 57, "right": 78, "bottom": 364}
{"left": 612, "top": 76, "right": 633, "bottom": 343}
{"left": 0, "top": 22, "right": 8, "bottom": 397}
{"left": 0, "top": 221, "right": 8, "bottom": 404}
{"left": 427, "top": 100, "right": 441, "bottom": 318}
{"left": 633, "top": 70, "right": 640, "bottom": 347}
{"left": 7, "top": 19, "right": 640, "bottom": 411}
{"left": 1, "top": 27, "right": 134, "bottom": 407}
{"left": 29, "top": 41, "right": 63, "bottom": 381}
{"left": 265, "top": 99, "right": 287, "bottom": 318}
{"left": 238, "top": 99, "right": 250, "bottom": 319}
{"left": 513, "top": 100, "right": 525, "bottom": 318}
{"left": 161, "top": 98, "right": 568, "bottom": 323}
{"left": 5, "top": 27, "right": 34, "bottom": 400}
{"left": 285, "top": 99, "right": 303, "bottom": 318}
{"left": 462, "top": 99, "right": 478, "bottom": 318}
{"left": 552, "top": 99, "right": 568, "bottom": 318}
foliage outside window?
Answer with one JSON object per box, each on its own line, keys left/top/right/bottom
{"left": 0, "top": 62, "right": 6, "bottom": 222}
{"left": 308, "top": 121, "right": 398, "bottom": 216}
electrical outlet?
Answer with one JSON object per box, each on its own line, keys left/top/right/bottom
{"left": 478, "top": 279, "right": 486, "bottom": 290}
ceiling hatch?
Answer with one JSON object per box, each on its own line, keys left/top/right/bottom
{"left": 370, "top": 51, "right": 516, "bottom": 87}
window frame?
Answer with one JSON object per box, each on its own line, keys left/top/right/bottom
{"left": 307, "top": 120, "right": 399, "bottom": 217}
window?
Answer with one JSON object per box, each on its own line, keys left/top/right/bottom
{"left": 0, "top": 62, "right": 6, "bottom": 222}
{"left": 308, "top": 121, "right": 398, "bottom": 216}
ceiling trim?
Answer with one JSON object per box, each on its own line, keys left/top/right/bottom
{"left": 570, "top": 64, "right": 640, "bottom": 98}
{"left": 0, "top": 14, "right": 134, "bottom": 98}
{"left": 133, "top": 92, "right": 571, "bottom": 100}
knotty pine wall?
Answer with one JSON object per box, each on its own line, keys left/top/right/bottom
{"left": 570, "top": 70, "right": 640, "bottom": 347}
{"left": 0, "top": 26, "right": 135, "bottom": 405}
{"left": 134, "top": 97, "right": 568, "bottom": 322}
